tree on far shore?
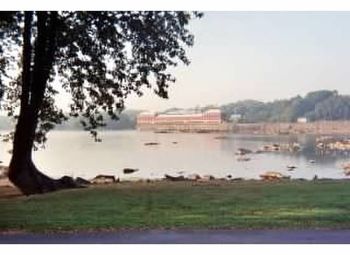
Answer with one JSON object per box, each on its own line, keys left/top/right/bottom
{"left": 0, "top": 11, "right": 202, "bottom": 195}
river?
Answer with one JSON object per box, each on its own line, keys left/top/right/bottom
{"left": 0, "top": 130, "right": 349, "bottom": 180}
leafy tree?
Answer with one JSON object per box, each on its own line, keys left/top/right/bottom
{"left": 0, "top": 11, "right": 202, "bottom": 195}
{"left": 220, "top": 90, "right": 350, "bottom": 123}
{"left": 313, "top": 95, "right": 350, "bottom": 120}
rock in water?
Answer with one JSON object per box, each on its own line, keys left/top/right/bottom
{"left": 287, "top": 165, "right": 297, "bottom": 171}
{"left": 235, "top": 148, "right": 253, "bottom": 155}
{"left": 144, "top": 142, "right": 159, "bottom": 146}
{"left": 123, "top": 168, "right": 139, "bottom": 174}
{"left": 214, "top": 136, "right": 230, "bottom": 140}
{"left": 237, "top": 156, "right": 251, "bottom": 162}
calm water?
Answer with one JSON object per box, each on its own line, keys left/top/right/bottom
{"left": 1, "top": 130, "right": 350, "bottom": 180}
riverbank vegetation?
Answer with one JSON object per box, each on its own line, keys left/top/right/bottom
{"left": 1, "top": 90, "right": 350, "bottom": 132}
{"left": 1, "top": 180, "right": 350, "bottom": 232}
{"left": 220, "top": 90, "right": 350, "bottom": 123}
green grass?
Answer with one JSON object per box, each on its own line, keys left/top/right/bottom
{"left": 1, "top": 180, "right": 350, "bottom": 232}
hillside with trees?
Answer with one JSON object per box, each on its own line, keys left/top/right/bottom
{"left": 220, "top": 90, "right": 350, "bottom": 123}
{"left": 2, "top": 90, "right": 349, "bottom": 132}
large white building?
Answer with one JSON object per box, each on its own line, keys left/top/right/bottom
{"left": 137, "top": 109, "right": 222, "bottom": 125}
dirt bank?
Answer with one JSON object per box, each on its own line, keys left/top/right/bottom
{"left": 233, "top": 121, "right": 350, "bottom": 135}
{"left": 0, "top": 178, "right": 22, "bottom": 199}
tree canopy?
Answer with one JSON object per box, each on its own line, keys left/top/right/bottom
{"left": 0, "top": 11, "right": 202, "bottom": 144}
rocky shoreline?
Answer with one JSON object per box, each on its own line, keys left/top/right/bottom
{"left": 1, "top": 168, "right": 350, "bottom": 200}
{"left": 232, "top": 121, "right": 350, "bottom": 135}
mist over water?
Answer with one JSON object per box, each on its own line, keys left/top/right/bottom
{"left": 0, "top": 130, "right": 349, "bottom": 180}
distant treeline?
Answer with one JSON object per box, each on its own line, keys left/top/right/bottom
{"left": 1, "top": 90, "right": 350, "bottom": 130}
{"left": 220, "top": 90, "right": 350, "bottom": 123}
{"left": 0, "top": 110, "right": 141, "bottom": 130}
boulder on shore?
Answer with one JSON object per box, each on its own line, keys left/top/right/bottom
{"left": 340, "top": 162, "right": 350, "bottom": 176}
{"left": 75, "top": 177, "right": 91, "bottom": 186}
{"left": 199, "top": 175, "right": 215, "bottom": 181}
{"left": 91, "top": 175, "right": 118, "bottom": 184}
{"left": 342, "top": 162, "right": 350, "bottom": 170}
{"left": 187, "top": 174, "right": 201, "bottom": 181}
{"left": 164, "top": 174, "right": 185, "bottom": 181}
{"left": 260, "top": 171, "right": 290, "bottom": 181}
{"left": 232, "top": 177, "right": 244, "bottom": 181}
{"left": 59, "top": 176, "right": 77, "bottom": 187}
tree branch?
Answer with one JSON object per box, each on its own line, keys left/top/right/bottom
{"left": 30, "top": 12, "right": 58, "bottom": 113}
{"left": 20, "top": 11, "right": 33, "bottom": 110}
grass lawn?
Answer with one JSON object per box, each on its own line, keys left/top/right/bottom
{"left": 1, "top": 180, "right": 350, "bottom": 232}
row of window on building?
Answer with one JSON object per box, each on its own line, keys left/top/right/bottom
{"left": 137, "top": 109, "right": 222, "bottom": 125}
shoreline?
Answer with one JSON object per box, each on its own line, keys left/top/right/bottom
{"left": 5, "top": 120, "right": 350, "bottom": 135}
{"left": 1, "top": 177, "right": 350, "bottom": 200}
{"left": 137, "top": 120, "right": 350, "bottom": 135}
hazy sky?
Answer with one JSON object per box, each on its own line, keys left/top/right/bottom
{"left": 123, "top": 12, "right": 350, "bottom": 111}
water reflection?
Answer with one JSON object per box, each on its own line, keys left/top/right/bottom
{"left": 0, "top": 131, "right": 349, "bottom": 180}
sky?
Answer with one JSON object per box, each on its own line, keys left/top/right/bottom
{"left": 122, "top": 12, "right": 350, "bottom": 111}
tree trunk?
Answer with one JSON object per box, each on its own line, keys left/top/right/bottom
{"left": 8, "top": 11, "right": 79, "bottom": 195}
{"left": 9, "top": 107, "right": 78, "bottom": 195}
